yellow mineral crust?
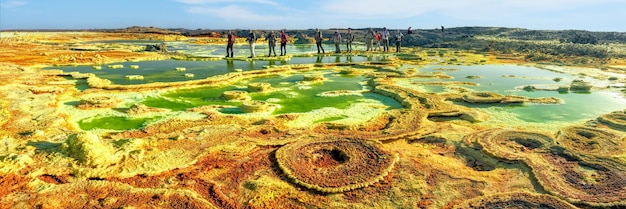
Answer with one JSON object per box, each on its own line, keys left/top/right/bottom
{"left": 61, "top": 132, "right": 118, "bottom": 168}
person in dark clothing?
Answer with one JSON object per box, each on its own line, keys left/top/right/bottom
{"left": 346, "top": 28, "right": 355, "bottom": 53}
{"left": 280, "top": 30, "right": 288, "bottom": 56}
{"left": 365, "top": 28, "right": 375, "bottom": 51}
{"left": 266, "top": 31, "right": 277, "bottom": 57}
{"left": 407, "top": 27, "right": 413, "bottom": 34}
{"left": 394, "top": 30, "right": 404, "bottom": 53}
{"left": 226, "top": 31, "right": 235, "bottom": 58}
{"left": 315, "top": 28, "right": 325, "bottom": 54}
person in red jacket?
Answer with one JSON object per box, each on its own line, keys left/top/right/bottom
{"left": 280, "top": 30, "right": 288, "bottom": 56}
{"left": 375, "top": 31, "right": 381, "bottom": 51}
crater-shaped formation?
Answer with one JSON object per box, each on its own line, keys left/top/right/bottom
{"left": 556, "top": 126, "right": 625, "bottom": 157}
{"left": 464, "top": 128, "right": 554, "bottom": 161}
{"left": 465, "top": 128, "right": 626, "bottom": 206}
{"left": 275, "top": 138, "right": 399, "bottom": 193}
{"left": 453, "top": 192, "right": 579, "bottom": 209}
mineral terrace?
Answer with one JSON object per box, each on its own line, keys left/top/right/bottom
{"left": 1, "top": 31, "right": 626, "bottom": 209}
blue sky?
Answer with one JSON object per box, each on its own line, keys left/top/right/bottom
{"left": 1, "top": 0, "right": 625, "bottom": 31}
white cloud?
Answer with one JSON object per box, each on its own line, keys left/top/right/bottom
{"left": 186, "top": 5, "right": 281, "bottom": 22}
{"left": 321, "top": 0, "right": 625, "bottom": 20}
{"left": 176, "top": 0, "right": 278, "bottom": 6}
{"left": 0, "top": 0, "right": 27, "bottom": 8}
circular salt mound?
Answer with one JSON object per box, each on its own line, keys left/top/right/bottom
{"left": 463, "top": 91, "right": 504, "bottom": 103}
{"left": 302, "top": 74, "right": 325, "bottom": 81}
{"left": 248, "top": 82, "right": 272, "bottom": 92}
{"left": 80, "top": 95, "right": 117, "bottom": 105}
{"left": 241, "top": 100, "right": 270, "bottom": 113}
{"left": 275, "top": 138, "right": 399, "bottom": 193}
{"left": 221, "top": 90, "right": 250, "bottom": 101}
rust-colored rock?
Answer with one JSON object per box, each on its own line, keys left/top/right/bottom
{"left": 453, "top": 192, "right": 579, "bottom": 209}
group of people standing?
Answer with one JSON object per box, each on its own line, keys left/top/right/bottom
{"left": 227, "top": 27, "right": 406, "bottom": 58}
{"left": 363, "top": 27, "right": 404, "bottom": 53}
{"left": 315, "top": 27, "right": 403, "bottom": 54}
{"left": 226, "top": 29, "right": 289, "bottom": 58}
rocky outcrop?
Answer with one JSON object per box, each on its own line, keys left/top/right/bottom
{"left": 144, "top": 43, "right": 168, "bottom": 52}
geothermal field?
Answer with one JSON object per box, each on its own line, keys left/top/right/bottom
{"left": 1, "top": 28, "right": 626, "bottom": 208}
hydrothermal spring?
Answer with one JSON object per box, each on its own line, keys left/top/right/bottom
{"left": 51, "top": 58, "right": 626, "bottom": 132}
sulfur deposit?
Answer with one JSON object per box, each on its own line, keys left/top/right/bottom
{"left": 2, "top": 31, "right": 626, "bottom": 209}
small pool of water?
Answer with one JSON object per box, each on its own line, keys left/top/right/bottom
{"left": 407, "top": 65, "right": 574, "bottom": 93}
{"left": 79, "top": 116, "right": 157, "bottom": 131}
{"left": 508, "top": 91, "right": 626, "bottom": 123}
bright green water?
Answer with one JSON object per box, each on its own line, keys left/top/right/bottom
{"left": 141, "top": 72, "right": 403, "bottom": 114}
{"left": 79, "top": 116, "right": 155, "bottom": 131}
{"left": 505, "top": 91, "right": 626, "bottom": 123}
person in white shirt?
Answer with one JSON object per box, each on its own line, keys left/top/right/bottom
{"left": 381, "top": 27, "right": 390, "bottom": 52}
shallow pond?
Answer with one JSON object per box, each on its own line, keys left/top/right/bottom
{"left": 405, "top": 65, "right": 626, "bottom": 123}
{"left": 49, "top": 55, "right": 385, "bottom": 85}
{"left": 77, "top": 71, "right": 403, "bottom": 131}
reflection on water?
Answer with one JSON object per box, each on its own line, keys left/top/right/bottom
{"left": 48, "top": 54, "right": 380, "bottom": 85}
{"left": 57, "top": 39, "right": 626, "bottom": 127}
{"left": 169, "top": 43, "right": 366, "bottom": 57}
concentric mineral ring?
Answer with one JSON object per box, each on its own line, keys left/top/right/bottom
{"left": 275, "top": 138, "right": 399, "bottom": 193}
{"left": 556, "top": 126, "right": 625, "bottom": 156}
{"left": 465, "top": 129, "right": 554, "bottom": 161}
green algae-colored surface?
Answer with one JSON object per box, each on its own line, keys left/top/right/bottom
{"left": 79, "top": 116, "right": 155, "bottom": 131}
{"left": 140, "top": 72, "right": 403, "bottom": 114}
